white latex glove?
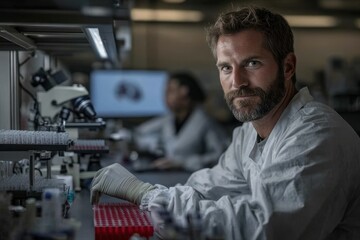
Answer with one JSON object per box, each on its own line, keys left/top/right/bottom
{"left": 90, "top": 163, "right": 155, "bottom": 205}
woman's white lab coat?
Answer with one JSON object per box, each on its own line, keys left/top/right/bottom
{"left": 141, "top": 88, "right": 360, "bottom": 239}
{"left": 134, "top": 106, "right": 228, "bottom": 171}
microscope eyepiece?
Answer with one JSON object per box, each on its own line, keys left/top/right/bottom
{"left": 72, "top": 96, "right": 97, "bottom": 120}
{"left": 31, "top": 68, "right": 67, "bottom": 91}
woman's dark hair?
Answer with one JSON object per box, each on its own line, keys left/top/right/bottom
{"left": 169, "top": 72, "right": 206, "bottom": 103}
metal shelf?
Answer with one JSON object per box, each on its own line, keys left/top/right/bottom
{"left": 0, "top": 144, "right": 68, "bottom": 152}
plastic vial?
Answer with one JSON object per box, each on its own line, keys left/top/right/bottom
{"left": 41, "top": 188, "right": 62, "bottom": 232}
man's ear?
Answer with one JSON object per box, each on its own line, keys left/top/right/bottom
{"left": 283, "top": 53, "right": 296, "bottom": 82}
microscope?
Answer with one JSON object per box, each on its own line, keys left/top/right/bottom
{"left": 37, "top": 84, "right": 95, "bottom": 119}
{"left": 31, "top": 68, "right": 108, "bottom": 191}
{"left": 36, "top": 84, "right": 97, "bottom": 135}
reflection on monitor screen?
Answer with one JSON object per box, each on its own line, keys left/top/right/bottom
{"left": 90, "top": 70, "right": 169, "bottom": 118}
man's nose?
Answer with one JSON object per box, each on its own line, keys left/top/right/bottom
{"left": 232, "top": 69, "right": 248, "bottom": 89}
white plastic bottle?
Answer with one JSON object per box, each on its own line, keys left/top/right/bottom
{"left": 41, "top": 188, "right": 62, "bottom": 232}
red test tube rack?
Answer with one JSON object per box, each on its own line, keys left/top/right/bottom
{"left": 93, "top": 202, "right": 154, "bottom": 240}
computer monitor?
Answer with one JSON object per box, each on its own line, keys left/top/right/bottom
{"left": 90, "top": 70, "right": 169, "bottom": 118}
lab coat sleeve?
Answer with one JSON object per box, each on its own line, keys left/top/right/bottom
{"left": 141, "top": 121, "right": 356, "bottom": 239}
{"left": 141, "top": 127, "right": 253, "bottom": 238}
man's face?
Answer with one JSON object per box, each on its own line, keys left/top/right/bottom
{"left": 216, "top": 29, "right": 285, "bottom": 122}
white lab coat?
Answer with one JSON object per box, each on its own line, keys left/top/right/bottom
{"left": 134, "top": 106, "right": 228, "bottom": 171}
{"left": 141, "top": 88, "right": 360, "bottom": 239}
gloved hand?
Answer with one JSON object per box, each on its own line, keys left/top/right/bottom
{"left": 90, "top": 163, "right": 155, "bottom": 205}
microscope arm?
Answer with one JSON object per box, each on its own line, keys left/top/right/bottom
{"left": 37, "top": 84, "right": 90, "bottom": 120}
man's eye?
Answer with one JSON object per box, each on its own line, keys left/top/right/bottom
{"left": 221, "top": 66, "right": 231, "bottom": 73}
{"left": 247, "top": 60, "right": 260, "bottom": 68}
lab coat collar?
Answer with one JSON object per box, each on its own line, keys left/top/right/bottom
{"left": 281, "top": 87, "right": 314, "bottom": 122}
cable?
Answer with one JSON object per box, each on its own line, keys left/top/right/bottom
{"left": 17, "top": 51, "right": 46, "bottom": 130}
{"left": 34, "top": 168, "right": 43, "bottom": 177}
{"left": 19, "top": 75, "right": 45, "bottom": 129}
{"left": 19, "top": 78, "right": 36, "bottom": 102}
{"left": 19, "top": 51, "right": 35, "bottom": 66}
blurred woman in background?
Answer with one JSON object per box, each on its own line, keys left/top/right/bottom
{"left": 134, "top": 71, "right": 228, "bottom": 172}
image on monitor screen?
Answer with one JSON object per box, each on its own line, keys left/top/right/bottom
{"left": 90, "top": 70, "right": 169, "bottom": 118}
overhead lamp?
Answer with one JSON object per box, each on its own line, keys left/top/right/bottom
{"left": 131, "top": 9, "right": 203, "bottom": 22}
{"left": 82, "top": 6, "right": 112, "bottom": 17}
{"left": 284, "top": 15, "right": 338, "bottom": 28}
{"left": 84, "top": 27, "right": 108, "bottom": 59}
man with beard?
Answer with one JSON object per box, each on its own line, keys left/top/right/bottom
{"left": 90, "top": 6, "right": 360, "bottom": 239}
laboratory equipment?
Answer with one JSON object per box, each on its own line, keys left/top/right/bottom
{"left": 92, "top": 201, "right": 222, "bottom": 240}
{"left": 34, "top": 82, "right": 108, "bottom": 191}
{"left": 37, "top": 84, "right": 97, "bottom": 125}
{"left": 0, "top": 129, "right": 80, "bottom": 238}
{"left": 0, "top": 129, "right": 70, "bottom": 196}
{"left": 93, "top": 202, "right": 154, "bottom": 240}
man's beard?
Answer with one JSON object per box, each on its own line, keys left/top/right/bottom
{"left": 224, "top": 69, "right": 285, "bottom": 122}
